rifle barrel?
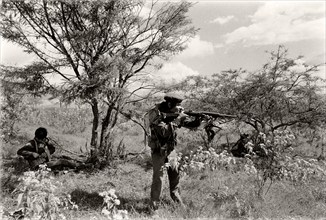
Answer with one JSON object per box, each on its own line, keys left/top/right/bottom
{"left": 184, "top": 111, "right": 237, "bottom": 118}
{"left": 164, "top": 111, "right": 237, "bottom": 119}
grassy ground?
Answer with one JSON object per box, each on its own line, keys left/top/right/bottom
{"left": 1, "top": 105, "right": 326, "bottom": 219}
{"left": 2, "top": 156, "right": 326, "bottom": 219}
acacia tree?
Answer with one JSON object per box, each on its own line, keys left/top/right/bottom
{"left": 176, "top": 46, "right": 326, "bottom": 193}
{"left": 233, "top": 46, "right": 325, "bottom": 134}
{"left": 179, "top": 46, "right": 325, "bottom": 135}
{"left": 0, "top": 0, "right": 196, "bottom": 156}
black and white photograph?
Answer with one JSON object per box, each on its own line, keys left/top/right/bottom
{"left": 1, "top": 0, "right": 325, "bottom": 219}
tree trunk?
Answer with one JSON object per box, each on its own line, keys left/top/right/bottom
{"left": 99, "top": 101, "right": 121, "bottom": 158}
{"left": 90, "top": 98, "right": 99, "bottom": 154}
{"left": 99, "top": 105, "right": 113, "bottom": 155}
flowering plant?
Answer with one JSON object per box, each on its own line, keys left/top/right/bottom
{"left": 178, "top": 147, "right": 257, "bottom": 176}
{"left": 99, "top": 189, "right": 128, "bottom": 220}
{"left": 176, "top": 129, "right": 326, "bottom": 197}
{"left": 11, "top": 164, "right": 77, "bottom": 220}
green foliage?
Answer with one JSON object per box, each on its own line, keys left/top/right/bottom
{"left": 177, "top": 129, "right": 326, "bottom": 198}
{"left": 0, "top": 87, "right": 32, "bottom": 142}
{"left": 178, "top": 147, "right": 257, "bottom": 177}
{"left": 2, "top": 138, "right": 326, "bottom": 219}
{"left": 0, "top": 90, "right": 25, "bottom": 141}
{"left": 21, "top": 106, "right": 92, "bottom": 134}
{"left": 177, "top": 46, "right": 326, "bottom": 134}
{"left": 0, "top": 0, "right": 197, "bottom": 152}
{"left": 0, "top": 63, "right": 56, "bottom": 141}
{"left": 0, "top": 64, "right": 55, "bottom": 95}
{"left": 11, "top": 165, "right": 78, "bottom": 220}
{"left": 250, "top": 130, "right": 326, "bottom": 185}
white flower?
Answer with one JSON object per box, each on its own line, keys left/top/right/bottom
{"left": 117, "top": 210, "right": 129, "bottom": 219}
{"left": 72, "top": 204, "right": 79, "bottom": 210}
{"left": 24, "top": 171, "right": 36, "bottom": 177}
{"left": 102, "top": 208, "right": 111, "bottom": 216}
{"left": 108, "top": 189, "right": 116, "bottom": 194}
{"left": 113, "top": 213, "right": 123, "bottom": 220}
{"left": 39, "top": 164, "right": 47, "bottom": 169}
{"left": 99, "top": 191, "right": 107, "bottom": 197}
{"left": 114, "top": 199, "right": 121, "bottom": 205}
{"left": 58, "top": 214, "right": 67, "bottom": 220}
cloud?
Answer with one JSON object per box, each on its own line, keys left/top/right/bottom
{"left": 288, "top": 58, "right": 308, "bottom": 73}
{"left": 136, "top": 3, "right": 154, "bottom": 19}
{"left": 154, "top": 62, "right": 199, "bottom": 84}
{"left": 1, "top": 40, "right": 36, "bottom": 66}
{"left": 214, "top": 43, "right": 224, "bottom": 49}
{"left": 210, "top": 15, "right": 234, "bottom": 25}
{"left": 223, "top": 2, "right": 326, "bottom": 46}
{"left": 177, "top": 35, "right": 215, "bottom": 59}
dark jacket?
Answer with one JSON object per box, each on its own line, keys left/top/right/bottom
{"left": 147, "top": 102, "right": 201, "bottom": 153}
{"left": 17, "top": 139, "right": 56, "bottom": 169}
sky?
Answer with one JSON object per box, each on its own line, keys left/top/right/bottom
{"left": 1, "top": 0, "right": 325, "bottom": 85}
{"left": 155, "top": 0, "right": 326, "bottom": 83}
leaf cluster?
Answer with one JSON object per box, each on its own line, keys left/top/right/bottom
{"left": 0, "top": 0, "right": 196, "bottom": 102}
{"left": 12, "top": 165, "right": 76, "bottom": 220}
{"left": 0, "top": 63, "right": 55, "bottom": 140}
{"left": 178, "top": 46, "right": 326, "bottom": 133}
{"left": 0, "top": 0, "right": 197, "bottom": 150}
{"left": 1, "top": 63, "right": 56, "bottom": 96}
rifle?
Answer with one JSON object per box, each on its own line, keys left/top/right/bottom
{"left": 164, "top": 110, "right": 237, "bottom": 121}
{"left": 164, "top": 110, "right": 236, "bottom": 142}
{"left": 183, "top": 111, "right": 237, "bottom": 119}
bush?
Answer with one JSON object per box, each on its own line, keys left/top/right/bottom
{"left": 9, "top": 165, "right": 78, "bottom": 220}
{"left": 175, "top": 130, "right": 326, "bottom": 199}
{"left": 99, "top": 189, "right": 129, "bottom": 219}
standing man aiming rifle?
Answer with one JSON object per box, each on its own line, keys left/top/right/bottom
{"left": 145, "top": 93, "right": 202, "bottom": 210}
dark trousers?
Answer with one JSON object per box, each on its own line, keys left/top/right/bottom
{"left": 150, "top": 150, "right": 183, "bottom": 207}
{"left": 28, "top": 158, "right": 77, "bottom": 170}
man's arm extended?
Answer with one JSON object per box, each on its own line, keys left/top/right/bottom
{"left": 17, "top": 142, "right": 39, "bottom": 159}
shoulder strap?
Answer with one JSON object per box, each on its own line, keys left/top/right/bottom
{"left": 33, "top": 139, "right": 39, "bottom": 153}
{"left": 33, "top": 139, "right": 51, "bottom": 161}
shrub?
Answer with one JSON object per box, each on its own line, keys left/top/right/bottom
{"left": 10, "top": 165, "right": 77, "bottom": 220}
{"left": 99, "top": 189, "right": 128, "bottom": 220}
{"left": 176, "top": 130, "right": 326, "bottom": 198}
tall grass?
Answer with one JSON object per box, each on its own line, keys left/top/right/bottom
{"left": 2, "top": 103, "right": 326, "bottom": 219}
{"left": 21, "top": 106, "right": 92, "bottom": 134}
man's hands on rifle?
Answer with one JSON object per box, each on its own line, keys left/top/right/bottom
{"left": 173, "top": 111, "right": 188, "bottom": 127}
{"left": 31, "top": 152, "right": 40, "bottom": 159}
{"left": 200, "top": 114, "right": 213, "bottom": 121}
{"left": 170, "top": 106, "right": 184, "bottom": 113}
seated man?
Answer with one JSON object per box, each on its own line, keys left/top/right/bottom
{"left": 17, "top": 127, "right": 78, "bottom": 170}
{"left": 230, "top": 133, "right": 251, "bottom": 157}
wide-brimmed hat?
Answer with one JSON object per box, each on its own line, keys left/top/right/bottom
{"left": 164, "top": 92, "right": 184, "bottom": 103}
